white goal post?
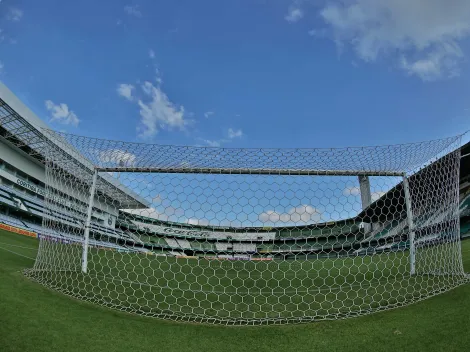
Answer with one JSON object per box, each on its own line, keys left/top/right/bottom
{"left": 25, "top": 130, "right": 468, "bottom": 325}
{"left": 81, "top": 168, "right": 98, "bottom": 274}
{"left": 80, "top": 167, "right": 418, "bottom": 276}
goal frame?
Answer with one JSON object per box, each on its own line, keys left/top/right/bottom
{"left": 26, "top": 128, "right": 466, "bottom": 325}
{"left": 81, "top": 167, "right": 416, "bottom": 275}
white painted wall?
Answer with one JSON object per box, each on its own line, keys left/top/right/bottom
{"left": 0, "top": 138, "right": 119, "bottom": 217}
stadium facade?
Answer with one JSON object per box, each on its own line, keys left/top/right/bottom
{"left": 0, "top": 81, "right": 469, "bottom": 260}
{"left": 0, "top": 82, "right": 149, "bottom": 246}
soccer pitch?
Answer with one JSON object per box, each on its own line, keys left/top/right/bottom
{"left": 25, "top": 237, "right": 466, "bottom": 324}
{"left": 1, "top": 229, "right": 469, "bottom": 352}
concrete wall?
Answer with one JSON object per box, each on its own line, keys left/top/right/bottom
{"left": 0, "top": 138, "right": 45, "bottom": 182}
{"left": 0, "top": 138, "right": 119, "bottom": 218}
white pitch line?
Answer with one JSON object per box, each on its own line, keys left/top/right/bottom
{"left": 0, "top": 242, "right": 38, "bottom": 250}
{"left": 0, "top": 246, "right": 37, "bottom": 260}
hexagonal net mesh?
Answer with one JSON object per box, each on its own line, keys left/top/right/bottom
{"left": 25, "top": 130, "right": 468, "bottom": 325}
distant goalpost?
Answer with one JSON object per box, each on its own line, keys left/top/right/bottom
{"left": 25, "top": 131, "right": 468, "bottom": 325}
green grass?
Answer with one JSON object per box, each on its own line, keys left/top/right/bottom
{"left": 0, "top": 230, "right": 469, "bottom": 351}
{"left": 25, "top": 234, "right": 467, "bottom": 324}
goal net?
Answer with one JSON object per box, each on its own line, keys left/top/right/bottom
{"left": 25, "top": 130, "right": 468, "bottom": 324}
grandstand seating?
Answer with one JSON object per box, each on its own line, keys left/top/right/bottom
{"left": 276, "top": 221, "right": 360, "bottom": 238}
{"left": 461, "top": 221, "right": 470, "bottom": 239}
{"left": 2, "top": 173, "right": 469, "bottom": 259}
{"left": 22, "top": 222, "right": 44, "bottom": 233}
{"left": 0, "top": 187, "right": 12, "bottom": 199}
{"left": 128, "top": 217, "right": 276, "bottom": 241}
{"left": 176, "top": 239, "right": 192, "bottom": 249}
{"left": 0, "top": 190, "right": 16, "bottom": 207}
{"left": 0, "top": 213, "right": 28, "bottom": 227}
{"left": 0, "top": 183, "right": 43, "bottom": 206}
{"left": 164, "top": 237, "right": 180, "bottom": 248}
{"left": 151, "top": 237, "right": 169, "bottom": 247}
{"left": 460, "top": 193, "right": 470, "bottom": 217}
{"left": 192, "top": 241, "right": 216, "bottom": 251}
{"left": 233, "top": 243, "right": 256, "bottom": 252}
{"left": 361, "top": 218, "right": 407, "bottom": 242}
{"left": 215, "top": 242, "right": 231, "bottom": 251}
{"left": 0, "top": 183, "right": 142, "bottom": 248}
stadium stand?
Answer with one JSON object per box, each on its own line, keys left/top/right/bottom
{"left": 0, "top": 81, "right": 469, "bottom": 260}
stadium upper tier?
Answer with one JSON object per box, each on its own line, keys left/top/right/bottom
{"left": 119, "top": 211, "right": 362, "bottom": 241}
{"left": 0, "top": 81, "right": 153, "bottom": 253}
{"left": 0, "top": 82, "right": 148, "bottom": 210}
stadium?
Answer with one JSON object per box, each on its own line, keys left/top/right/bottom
{"left": 1, "top": 80, "right": 469, "bottom": 255}
{"left": 0, "top": 81, "right": 469, "bottom": 326}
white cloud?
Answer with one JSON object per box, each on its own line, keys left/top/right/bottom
{"left": 400, "top": 43, "right": 463, "bottom": 80}
{"left": 44, "top": 100, "right": 80, "bottom": 126}
{"left": 124, "top": 5, "right": 142, "bottom": 17}
{"left": 343, "top": 187, "right": 387, "bottom": 202}
{"left": 149, "top": 49, "right": 155, "bottom": 59}
{"left": 285, "top": 6, "right": 304, "bottom": 23}
{"left": 204, "top": 111, "right": 214, "bottom": 118}
{"left": 99, "top": 149, "right": 136, "bottom": 167}
{"left": 187, "top": 218, "right": 210, "bottom": 226}
{"left": 343, "top": 186, "right": 361, "bottom": 196}
{"left": 259, "top": 205, "right": 322, "bottom": 224}
{"left": 203, "top": 139, "right": 222, "bottom": 147}
{"left": 123, "top": 207, "right": 169, "bottom": 221}
{"left": 199, "top": 127, "right": 242, "bottom": 147}
{"left": 371, "top": 191, "right": 386, "bottom": 202}
{"left": 117, "top": 83, "right": 135, "bottom": 101}
{"left": 308, "top": 28, "right": 327, "bottom": 38}
{"left": 144, "top": 208, "right": 168, "bottom": 220}
{"left": 155, "top": 68, "right": 163, "bottom": 84}
{"left": 137, "top": 81, "right": 188, "bottom": 138}
{"left": 198, "top": 137, "right": 229, "bottom": 147}
{"left": 8, "top": 8, "right": 23, "bottom": 21}
{"left": 123, "top": 206, "right": 185, "bottom": 222}
{"left": 319, "top": 0, "right": 470, "bottom": 81}
{"left": 117, "top": 67, "right": 189, "bottom": 138}
{"left": 152, "top": 194, "right": 162, "bottom": 204}
{"left": 228, "top": 128, "right": 243, "bottom": 139}
{"left": 163, "top": 206, "right": 184, "bottom": 218}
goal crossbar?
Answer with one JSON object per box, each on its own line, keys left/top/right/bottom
{"left": 95, "top": 167, "right": 404, "bottom": 177}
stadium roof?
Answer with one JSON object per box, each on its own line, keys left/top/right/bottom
{"left": 460, "top": 141, "right": 470, "bottom": 181}
{"left": 0, "top": 81, "right": 149, "bottom": 209}
{"left": 357, "top": 141, "right": 468, "bottom": 222}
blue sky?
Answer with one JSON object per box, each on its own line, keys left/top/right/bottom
{"left": 1, "top": 0, "right": 469, "bottom": 150}
{"left": 1, "top": 0, "right": 469, "bottom": 226}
